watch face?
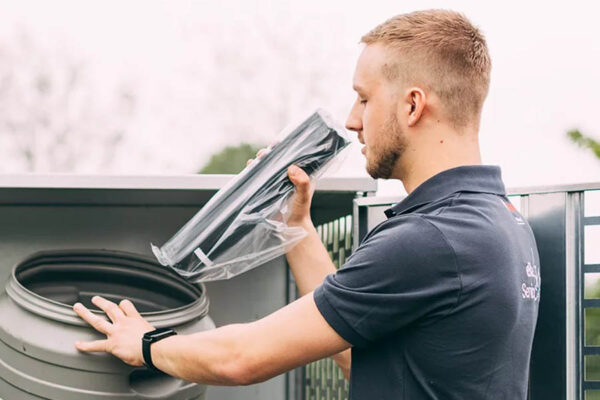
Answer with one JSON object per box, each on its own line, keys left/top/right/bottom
{"left": 145, "top": 328, "right": 176, "bottom": 341}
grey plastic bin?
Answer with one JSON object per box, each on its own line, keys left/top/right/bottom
{"left": 0, "top": 250, "right": 215, "bottom": 400}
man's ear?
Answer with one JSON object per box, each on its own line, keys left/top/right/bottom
{"left": 405, "top": 87, "right": 426, "bottom": 127}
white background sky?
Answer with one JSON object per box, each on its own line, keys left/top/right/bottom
{"left": 0, "top": 0, "right": 599, "bottom": 196}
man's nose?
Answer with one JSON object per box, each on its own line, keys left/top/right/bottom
{"left": 345, "top": 105, "right": 362, "bottom": 133}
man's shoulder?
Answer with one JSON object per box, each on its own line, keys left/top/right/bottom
{"left": 356, "top": 214, "right": 455, "bottom": 263}
{"left": 364, "top": 214, "right": 430, "bottom": 240}
{"left": 365, "top": 213, "right": 447, "bottom": 241}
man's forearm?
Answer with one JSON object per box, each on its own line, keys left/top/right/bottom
{"left": 152, "top": 324, "right": 253, "bottom": 386}
{"left": 286, "top": 219, "right": 337, "bottom": 295}
{"left": 150, "top": 293, "right": 351, "bottom": 385}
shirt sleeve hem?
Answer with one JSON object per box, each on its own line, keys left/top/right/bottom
{"left": 313, "top": 285, "right": 371, "bottom": 348}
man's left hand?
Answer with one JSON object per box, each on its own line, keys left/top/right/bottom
{"left": 73, "top": 296, "right": 155, "bottom": 367}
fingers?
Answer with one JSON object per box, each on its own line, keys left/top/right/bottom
{"left": 245, "top": 139, "right": 282, "bottom": 166}
{"left": 247, "top": 144, "right": 275, "bottom": 166}
{"left": 73, "top": 302, "right": 113, "bottom": 335}
{"left": 256, "top": 148, "right": 268, "bottom": 158}
{"left": 75, "top": 339, "right": 108, "bottom": 353}
{"left": 118, "top": 299, "right": 141, "bottom": 318}
{"left": 92, "top": 296, "right": 125, "bottom": 323}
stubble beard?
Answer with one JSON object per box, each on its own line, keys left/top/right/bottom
{"left": 366, "top": 113, "right": 407, "bottom": 180}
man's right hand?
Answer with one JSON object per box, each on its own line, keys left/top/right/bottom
{"left": 285, "top": 164, "right": 314, "bottom": 227}
{"left": 248, "top": 145, "right": 349, "bottom": 379}
{"left": 247, "top": 144, "right": 315, "bottom": 227}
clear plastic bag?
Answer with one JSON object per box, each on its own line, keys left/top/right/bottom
{"left": 151, "top": 109, "right": 351, "bottom": 282}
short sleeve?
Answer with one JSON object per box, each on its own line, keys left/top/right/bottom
{"left": 314, "top": 215, "right": 461, "bottom": 347}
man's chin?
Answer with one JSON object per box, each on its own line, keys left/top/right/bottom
{"left": 366, "top": 162, "right": 395, "bottom": 180}
{"left": 366, "top": 167, "right": 387, "bottom": 180}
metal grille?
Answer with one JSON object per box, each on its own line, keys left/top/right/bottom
{"left": 581, "top": 190, "right": 600, "bottom": 399}
{"left": 303, "top": 215, "right": 352, "bottom": 400}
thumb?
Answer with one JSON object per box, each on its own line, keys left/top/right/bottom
{"left": 287, "top": 165, "right": 312, "bottom": 201}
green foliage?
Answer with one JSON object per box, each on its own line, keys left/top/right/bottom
{"left": 567, "top": 129, "right": 600, "bottom": 159}
{"left": 586, "top": 286, "right": 600, "bottom": 344}
{"left": 198, "top": 143, "right": 264, "bottom": 174}
{"left": 585, "top": 280, "right": 600, "bottom": 383}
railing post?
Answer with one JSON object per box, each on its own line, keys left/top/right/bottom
{"left": 566, "top": 192, "right": 583, "bottom": 400}
{"left": 526, "top": 192, "right": 569, "bottom": 400}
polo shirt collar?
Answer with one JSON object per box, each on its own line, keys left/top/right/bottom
{"left": 384, "top": 165, "right": 506, "bottom": 218}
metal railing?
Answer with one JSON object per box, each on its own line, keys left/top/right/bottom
{"left": 506, "top": 183, "right": 600, "bottom": 400}
{"left": 300, "top": 216, "right": 352, "bottom": 400}
{"left": 295, "top": 182, "right": 600, "bottom": 400}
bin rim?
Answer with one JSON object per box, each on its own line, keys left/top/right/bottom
{"left": 6, "top": 249, "right": 210, "bottom": 328}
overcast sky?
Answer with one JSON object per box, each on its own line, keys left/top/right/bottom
{"left": 0, "top": 0, "right": 599, "bottom": 196}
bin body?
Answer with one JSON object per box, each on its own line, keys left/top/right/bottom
{"left": 0, "top": 250, "right": 215, "bottom": 400}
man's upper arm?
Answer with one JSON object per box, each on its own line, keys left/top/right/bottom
{"left": 314, "top": 215, "right": 461, "bottom": 347}
{"left": 240, "top": 291, "right": 351, "bottom": 382}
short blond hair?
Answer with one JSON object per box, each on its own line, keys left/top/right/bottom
{"left": 361, "top": 10, "right": 491, "bottom": 128}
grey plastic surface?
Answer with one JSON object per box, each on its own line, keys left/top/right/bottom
{"left": 0, "top": 250, "right": 214, "bottom": 399}
{"left": 0, "top": 205, "right": 289, "bottom": 400}
{"left": 15, "top": 250, "right": 204, "bottom": 313}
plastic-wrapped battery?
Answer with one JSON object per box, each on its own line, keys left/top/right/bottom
{"left": 151, "top": 109, "right": 351, "bottom": 282}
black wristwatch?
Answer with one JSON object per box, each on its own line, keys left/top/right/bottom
{"left": 142, "top": 328, "right": 177, "bottom": 372}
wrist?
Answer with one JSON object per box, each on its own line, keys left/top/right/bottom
{"left": 149, "top": 334, "right": 177, "bottom": 374}
{"left": 288, "top": 217, "right": 314, "bottom": 230}
{"left": 142, "top": 328, "right": 177, "bottom": 372}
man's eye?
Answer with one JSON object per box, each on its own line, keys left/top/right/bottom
{"left": 360, "top": 99, "right": 367, "bottom": 104}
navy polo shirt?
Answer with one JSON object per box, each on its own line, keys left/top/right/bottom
{"left": 314, "top": 165, "right": 540, "bottom": 400}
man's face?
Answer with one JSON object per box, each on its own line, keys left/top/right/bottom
{"left": 346, "top": 44, "right": 408, "bottom": 180}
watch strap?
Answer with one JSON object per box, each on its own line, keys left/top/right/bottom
{"left": 142, "top": 328, "right": 177, "bottom": 372}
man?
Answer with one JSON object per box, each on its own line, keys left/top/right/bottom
{"left": 74, "top": 9, "right": 540, "bottom": 399}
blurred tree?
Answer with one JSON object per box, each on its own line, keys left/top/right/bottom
{"left": 0, "top": 31, "right": 136, "bottom": 173}
{"left": 198, "top": 143, "right": 263, "bottom": 174}
{"left": 179, "top": 7, "right": 351, "bottom": 175}
{"left": 567, "top": 129, "right": 600, "bottom": 159}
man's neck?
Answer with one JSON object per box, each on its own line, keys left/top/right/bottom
{"left": 397, "top": 134, "right": 483, "bottom": 194}
{"left": 401, "top": 157, "right": 482, "bottom": 194}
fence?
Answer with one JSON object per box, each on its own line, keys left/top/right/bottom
{"left": 297, "top": 183, "right": 600, "bottom": 400}
{"left": 301, "top": 216, "right": 353, "bottom": 400}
